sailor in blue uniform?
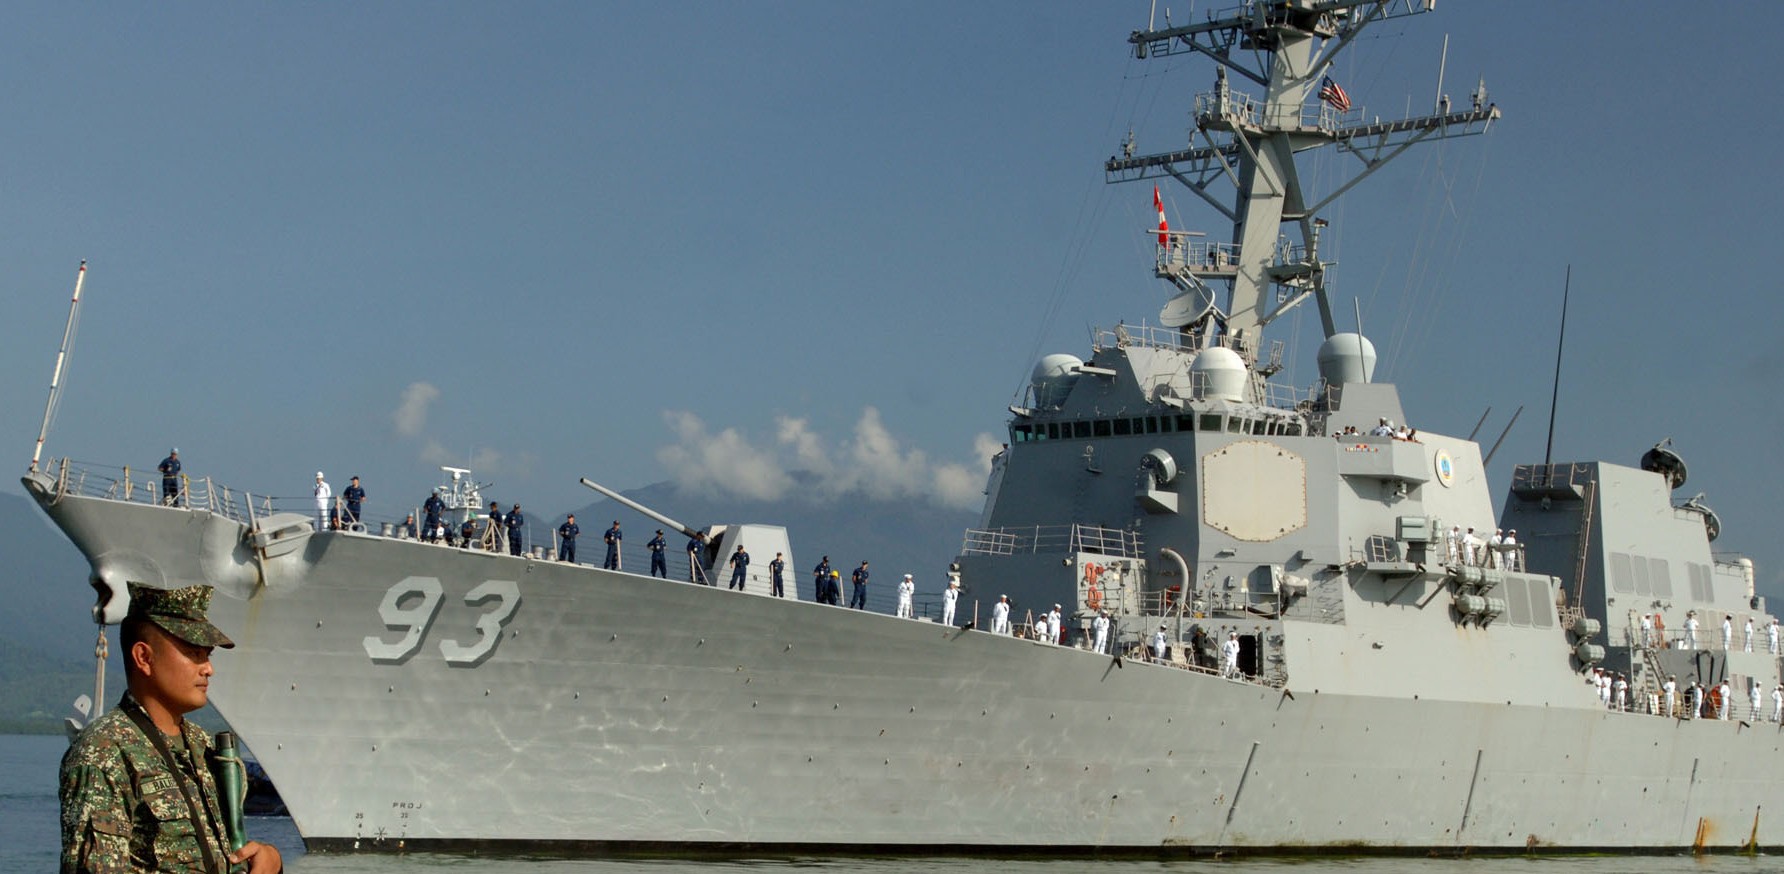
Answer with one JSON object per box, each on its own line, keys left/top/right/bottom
{"left": 728, "top": 545, "right": 750, "bottom": 590}
{"left": 423, "top": 490, "right": 445, "bottom": 542}
{"left": 460, "top": 517, "right": 476, "bottom": 548}
{"left": 648, "top": 530, "right": 668, "bottom": 577}
{"left": 157, "top": 448, "right": 182, "bottom": 507}
{"left": 812, "top": 556, "right": 831, "bottom": 602}
{"left": 769, "top": 552, "right": 786, "bottom": 597}
{"left": 686, "top": 532, "right": 707, "bottom": 583}
{"left": 603, "top": 521, "right": 623, "bottom": 569}
{"left": 484, "top": 501, "right": 505, "bottom": 551}
{"left": 558, "top": 514, "right": 580, "bottom": 563}
{"left": 506, "top": 504, "right": 525, "bottom": 556}
{"left": 850, "top": 561, "right": 870, "bottom": 609}
{"left": 342, "top": 476, "right": 366, "bottom": 527}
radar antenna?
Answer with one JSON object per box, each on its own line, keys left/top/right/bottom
{"left": 1108, "top": 0, "right": 1499, "bottom": 363}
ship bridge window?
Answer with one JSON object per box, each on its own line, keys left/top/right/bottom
{"left": 1114, "top": 418, "right": 1132, "bottom": 436}
{"left": 1285, "top": 423, "right": 1302, "bottom": 436}
{"left": 1093, "top": 420, "right": 1112, "bottom": 437}
{"left": 1200, "top": 414, "right": 1222, "bottom": 432}
{"left": 1227, "top": 417, "right": 1245, "bottom": 434}
{"left": 1153, "top": 417, "right": 1169, "bottom": 433}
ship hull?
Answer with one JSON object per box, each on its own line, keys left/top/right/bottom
{"left": 29, "top": 487, "right": 1784, "bottom": 855}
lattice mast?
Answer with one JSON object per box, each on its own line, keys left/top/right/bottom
{"left": 1106, "top": 0, "right": 1498, "bottom": 364}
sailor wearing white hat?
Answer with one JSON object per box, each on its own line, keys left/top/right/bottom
{"left": 941, "top": 575, "right": 960, "bottom": 627}
{"left": 1151, "top": 624, "right": 1168, "bottom": 662}
{"left": 1091, "top": 610, "right": 1110, "bottom": 655}
{"left": 991, "top": 595, "right": 1011, "bottom": 635}
{"left": 896, "top": 574, "right": 915, "bottom": 619}
{"left": 1046, "top": 604, "right": 1063, "bottom": 645}
{"left": 1221, "top": 631, "right": 1242, "bottom": 678}
{"left": 313, "top": 471, "right": 332, "bottom": 531}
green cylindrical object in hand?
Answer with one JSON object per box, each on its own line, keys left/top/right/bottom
{"left": 209, "top": 730, "right": 248, "bottom": 853}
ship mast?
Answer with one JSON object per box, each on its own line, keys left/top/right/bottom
{"left": 1106, "top": 0, "right": 1499, "bottom": 366}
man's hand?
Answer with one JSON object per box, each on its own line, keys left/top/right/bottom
{"left": 230, "top": 840, "right": 283, "bottom": 874}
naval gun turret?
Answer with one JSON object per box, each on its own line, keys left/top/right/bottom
{"left": 579, "top": 477, "right": 793, "bottom": 592}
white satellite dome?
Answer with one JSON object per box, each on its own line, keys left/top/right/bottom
{"left": 1031, "top": 354, "right": 1083, "bottom": 408}
{"left": 1190, "top": 346, "right": 1247, "bottom": 402}
{"left": 1316, "top": 332, "right": 1377, "bottom": 385}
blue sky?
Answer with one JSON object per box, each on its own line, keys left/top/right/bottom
{"left": 5, "top": 4, "right": 1782, "bottom": 594}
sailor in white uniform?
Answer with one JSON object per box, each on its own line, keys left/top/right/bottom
{"left": 313, "top": 472, "right": 332, "bottom": 531}
{"left": 1487, "top": 529, "right": 1505, "bottom": 569}
{"left": 1751, "top": 682, "right": 1765, "bottom": 722}
{"left": 1033, "top": 613, "right": 1049, "bottom": 644}
{"left": 1502, "top": 529, "right": 1518, "bottom": 570}
{"left": 1047, "top": 604, "right": 1063, "bottom": 645}
{"left": 1771, "top": 618, "right": 1781, "bottom": 655}
{"left": 1091, "top": 611, "right": 1110, "bottom": 655}
{"left": 1684, "top": 612, "right": 1699, "bottom": 649}
{"left": 1773, "top": 684, "right": 1783, "bottom": 723}
{"left": 1662, "top": 676, "right": 1678, "bottom": 718}
{"left": 1744, "top": 616, "right": 1754, "bottom": 652}
{"left": 1221, "top": 631, "right": 1241, "bottom": 678}
{"left": 1151, "top": 624, "right": 1168, "bottom": 662}
{"left": 1613, "top": 673, "right": 1628, "bottom": 712}
{"left": 1639, "top": 613, "right": 1654, "bottom": 649}
{"left": 940, "top": 576, "right": 959, "bottom": 626}
{"left": 991, "top": 595, "right": 1011, "bottom": 635}
{"left": 1717, "top": 680, "right": 1732, "bottom": 720}
{"left": 1445, "top": 526, "right": 1462, "bottom": 564}
{"left": 1721, "top": 615, "right": 1733, "bottom": 651}
{"left": 1462, "top": 527, "right": 1482, "bottom": 565}
{"left": 895, "top": 574, "right": 915, "bottom": 619}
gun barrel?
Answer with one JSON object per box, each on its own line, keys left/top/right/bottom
{"left": 578, "top": 478, "right": 700, "bottom": 539}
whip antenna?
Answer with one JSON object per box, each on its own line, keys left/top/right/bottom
{"left": 31, "top": 260, "right": 87, "bottom": 472}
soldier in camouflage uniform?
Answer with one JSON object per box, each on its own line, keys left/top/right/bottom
{"left": 59, "top": 583, "right": 282, "bottom": 874}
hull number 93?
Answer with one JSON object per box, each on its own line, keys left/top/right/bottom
{"left": 362, "top": 576, "right": 521, "bottom": 666}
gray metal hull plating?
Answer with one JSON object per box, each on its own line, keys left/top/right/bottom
{"left": 29, "top": 487, "right": 1784, "bottom": 854}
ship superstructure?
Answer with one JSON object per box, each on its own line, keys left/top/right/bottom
{"left": 24, "top": 1, "right": 1784, "bottom": 857}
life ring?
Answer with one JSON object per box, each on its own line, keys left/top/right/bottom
{"left": 1086, "top": 582, "right": 1103, "bottom": 612}
{"left": 1083, "top": 562, "right": 1102, "bottom": 586}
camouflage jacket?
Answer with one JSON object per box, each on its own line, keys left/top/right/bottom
{"left": 60, "top": 698, "right": 232, "bottom": 873}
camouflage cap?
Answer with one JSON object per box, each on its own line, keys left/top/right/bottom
{"left": 125, "top": 583, "right": 235, "bottom": 648}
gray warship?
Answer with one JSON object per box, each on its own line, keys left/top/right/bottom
{"left": 25, "top": 0, "right": 1784, "bottom": 856}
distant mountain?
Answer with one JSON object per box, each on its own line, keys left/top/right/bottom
{"left": 567, "top": 474, "right": 979, "bottom": 613}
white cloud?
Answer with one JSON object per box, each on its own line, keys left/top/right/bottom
{"left": 657, "top": 406, "right": 997, "bottom": 510}
{"left": 392, "top": 382, "right": 441, "bottom": 437}
{"left": 656, "top": 411, "right": 794, "bottom": 502}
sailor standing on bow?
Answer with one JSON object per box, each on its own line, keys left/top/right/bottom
{"left": 940, "top": 575, "right": 959, "bottom": 626}
{"left": 1091, "top": 611, "right": 1110, "bottom": 654}
{"left": 313, "top": 472, "right": 332, "bottom": 531}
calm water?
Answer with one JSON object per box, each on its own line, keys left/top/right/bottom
{"left": 5, "top": 733, "right": 1781, "bottom": 874}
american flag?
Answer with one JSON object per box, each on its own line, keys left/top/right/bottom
{"left": 1319, "top": 76, "right": 1352, "bottom": 112}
